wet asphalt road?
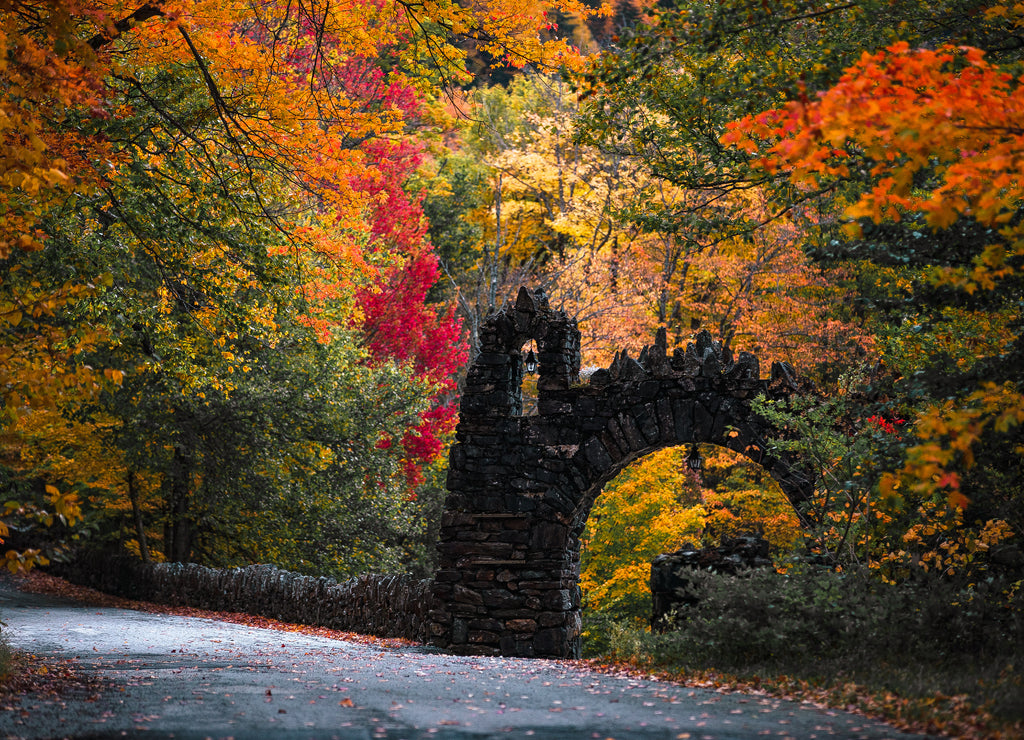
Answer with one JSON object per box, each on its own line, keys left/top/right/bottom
{"left": 0, "top": 581, "right": 937, "bottom": 740}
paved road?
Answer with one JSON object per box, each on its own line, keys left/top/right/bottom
{"left": 0, "top": 582, "right": 936, "bottom": 739}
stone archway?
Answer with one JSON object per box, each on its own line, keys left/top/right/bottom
{"left": 429, "top": 288, "right": 814, "bottom": 658}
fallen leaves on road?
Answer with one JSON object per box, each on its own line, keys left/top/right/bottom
{"left": 3, "top": 570, "right": 415, "bottom": 709}
{"left": 0, "top": 651, "right": 109, "bottom": 709}
{"left": 9, "top": 571, "right": 1018, "bottom": 739}
{"left": 575, "top": 658, "right": 1021, "bottom": 740}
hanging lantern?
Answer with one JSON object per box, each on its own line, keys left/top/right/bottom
{"left": 524, "top": 349, "right": 538, "bottom": 374}
{"left": 686, "top": 444, "right": 703, "bottom": 472}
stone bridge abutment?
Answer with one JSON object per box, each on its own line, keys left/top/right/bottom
{"left": 429, "top": 287, "right": 812, "bottom": 658}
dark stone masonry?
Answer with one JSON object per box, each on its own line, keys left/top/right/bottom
{"left": 50, "top": 287, "right": 812, "bottom": 660}
{"left": 650, "top": 535, "right": 774, "bottom": 630}
{"left": 429, "top": 287, "right": 812, "bottom": 659}
{"left": 53, "top": 556, "right": 434, "bottom": 642}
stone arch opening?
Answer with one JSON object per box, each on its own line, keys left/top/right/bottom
{"left": 430, "top": 288, "right": 814, "bottom": 658}
{"left": 577, "top": 442, "right": 802, "bottom": 629}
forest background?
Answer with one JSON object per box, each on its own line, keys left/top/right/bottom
{"left": 2, "top": 0, "right": 1023, "bottom": 734}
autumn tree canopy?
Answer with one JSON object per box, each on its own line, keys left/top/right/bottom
{"left": 0, "top": 0, "right": 607, "bottom": 572}
{"left": 3, "top": 0, "right": 1021, "bottom": 617}
{"left": 567, "top": 0, "right": 1022, "bottom": 598}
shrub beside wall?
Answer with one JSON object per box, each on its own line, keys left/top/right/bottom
{"left": 53, "top": 556, "right": 434, "bottom": 643}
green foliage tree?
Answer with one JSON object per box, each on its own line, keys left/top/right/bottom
{"left": 2, "top": 0, "right": 531, "bottom": 574}
{"left": 2, "top": 56, "right": 440, "bottom": 575}
{"left": 754, "top": 378, "right": 1017, "bottom": 584}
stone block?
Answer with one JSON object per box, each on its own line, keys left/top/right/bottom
{"left": 583, "top": 437, "right": 614, "bottom": 472}
{"left": 519, "top": 579, "right": 564, "bottom": 592}
{"left": 656, "top": 397, "right": 674, "bottom": 441}
{"left": 617, "top": 412, "right": 646, "bottom": 450}
{"left": 491, "top": 608, "right": 539, "bottom": 620}
{"left": 635, "top": 403, "right": 660, "bottom": 444}
{"left": 451, "top": 602, "right": 483, "bottom": 617}
{"left": 605, "top": 419, "right": 629, "bottom": 456}
{"left": 468, "top": 618, "right": 504, "bottom": 631}
{"left": 542, "top": 589, "right": 573, "bottom": 611}
{"left": 529, "top": 522, "right": 567, "bottom": 550}
{"left": 451, "top": 618, "right": 468, "bottom": 644}
{"left": 429, "top": 608, "right": 452, "bottom": 624}
{"left": 533, "top": 628, "right": 566, "bottom": 656}
{"left": 493, "top": 530, "right": 530, "bottom": 545}
{"left": 507, "top": 618, "right": 538, "bottom": 633}
{"left": 537, "top": 611, "right": 565, "bottom": 627}
{"left": 693, "top": 401, "right": 713, "bottom": 439}
{"left": 519, "top": 570, "right": 548, "bottom": 580}
{"left": 500, "top": 635, "right": 535, "bottom": 657}
{"left": 639, "top": 380, "right": 660, "bottom": 399}
{"left": 481, "top": 589, "right": 522, "bottom": 609}
{"left": 673, "top": 398, "right": 694, "bottom": 442}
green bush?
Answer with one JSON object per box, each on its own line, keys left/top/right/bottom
{"left": 587, "top": 565, "right": 1021, "bottom": 683}
{"left": 636, "top": 566, "right": 1022, "bottom": 670}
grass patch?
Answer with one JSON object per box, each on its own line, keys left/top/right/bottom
{"left": 583, "top": 566, "right": 1024, "bottom": 738}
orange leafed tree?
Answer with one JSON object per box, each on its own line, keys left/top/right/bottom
{"left": 723, "top": 41, "right": 1024, "bottom": 294}
{"left": 723, "top": 39, "right": 1024, "bottom": 513}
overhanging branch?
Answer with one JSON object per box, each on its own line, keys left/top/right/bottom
{"left": 88, "top": 2, "right": 166, "bottom": 50}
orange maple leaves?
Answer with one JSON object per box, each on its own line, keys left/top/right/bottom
{"left": 0, "top": 0, "right": 114, "bottom": 258}
{"left": 723, "top": 39, "right": 1024, "bottom": 513}
{"left": 723, "top": 41, "right": 1024, "bottom": 294}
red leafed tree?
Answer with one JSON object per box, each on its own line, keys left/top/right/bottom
{"left": 350, "top": 83, "right": 467, "bottom": 485}
{"left": 358, "top": 245, "right": 466, "bottom": 484}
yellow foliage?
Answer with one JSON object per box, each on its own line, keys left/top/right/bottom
{"left": 580, "top": 446, "right": 803, "bottom": 620}
{"left": 580, "top": 448, "right": 705, "bottom": 619}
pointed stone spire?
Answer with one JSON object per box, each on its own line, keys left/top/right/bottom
{"left": 515, "top": 286, "right": 536, "bottom": 312}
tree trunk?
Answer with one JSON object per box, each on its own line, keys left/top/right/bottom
{"left": 166, "top": 446, "right": 193, "bottom": 562}
{"left": 490, "top": 173, "right": 503, "bottom": 311}
{"left": 128, "top": 470, "right": 151, "bottom": 563}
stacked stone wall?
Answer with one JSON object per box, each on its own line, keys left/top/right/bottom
{"left": 52, "top": 557, "right": 433, "bottom": 642}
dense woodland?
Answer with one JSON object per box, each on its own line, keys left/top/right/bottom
{"left": 2, "top": 0, "right": 1023, "bottom": 729}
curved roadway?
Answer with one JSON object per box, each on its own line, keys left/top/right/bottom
{"left": 0, "top": 581, "right": 936, "bottom": 739}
